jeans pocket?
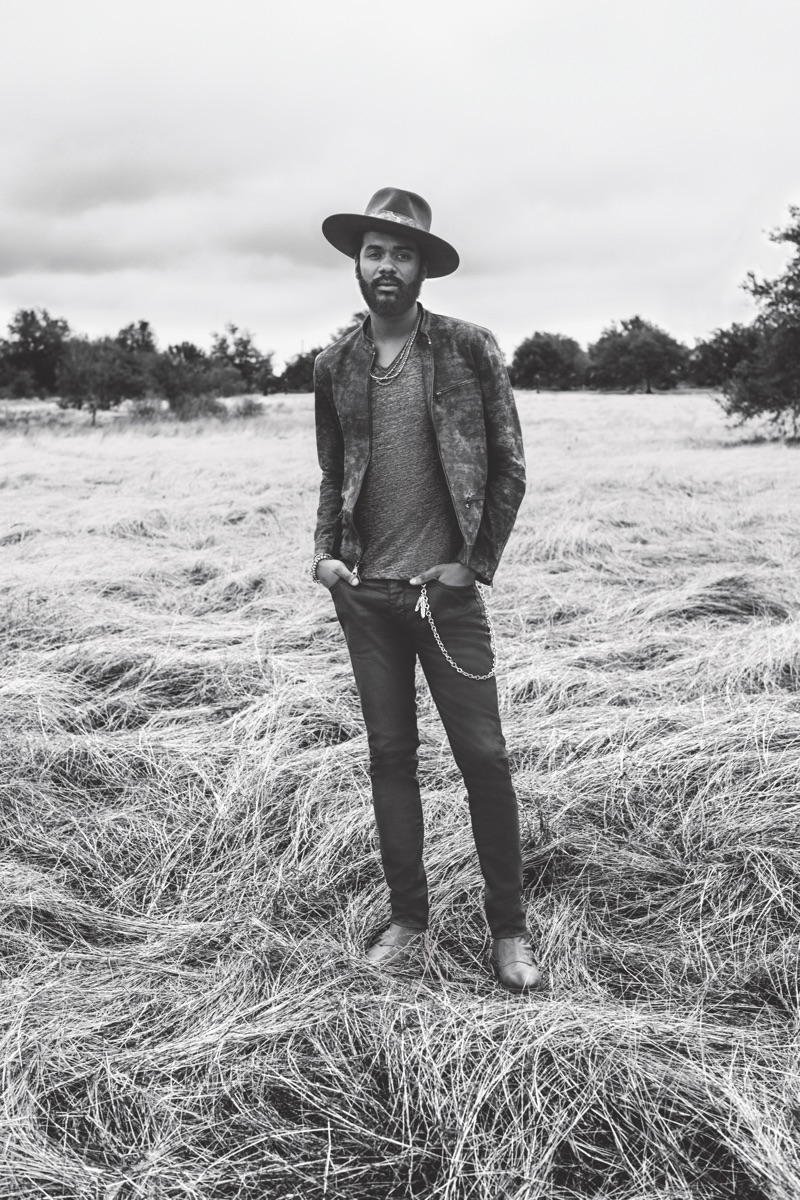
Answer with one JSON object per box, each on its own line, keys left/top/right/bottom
{"left": 430, "top": 579, "right": 475, "bottom": 593}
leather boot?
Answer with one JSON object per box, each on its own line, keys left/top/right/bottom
{"left": 366, "top": 922, "right": 425, "bottom": 970}
{"left": 491, "top": 936, "right": 542, "bottom": 993}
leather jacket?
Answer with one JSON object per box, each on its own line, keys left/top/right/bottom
{"left": 313, "top": 305, "right": 526, "bottom": 584}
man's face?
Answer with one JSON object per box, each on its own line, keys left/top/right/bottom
{"left": 356, "top": 231, "right": 426, "bottom": 318}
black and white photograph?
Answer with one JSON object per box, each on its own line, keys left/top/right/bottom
{"left": 1, "top": 1, "right": 799, "bottom": 1196}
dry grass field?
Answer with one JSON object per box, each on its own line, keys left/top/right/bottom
{"left": 2, "top": 391, "right": 800, "bottom": 1199}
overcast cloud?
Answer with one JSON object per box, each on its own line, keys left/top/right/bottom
{"left": 0, "top": 0, "right": 797, "bottom": 366}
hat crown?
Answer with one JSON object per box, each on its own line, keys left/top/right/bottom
{"left": 321, "top": 186, "right": 459, "bottom": 277}
{"left": 364, "top": 188, "right": 433, "bottom": 235}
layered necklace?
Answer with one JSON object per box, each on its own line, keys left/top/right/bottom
{"left": 368, "top": 309, "right": 422, "bottom": 386}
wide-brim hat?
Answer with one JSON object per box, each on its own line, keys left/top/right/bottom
{"left": 322, "top": 187, "right": 459, "bottom": 278}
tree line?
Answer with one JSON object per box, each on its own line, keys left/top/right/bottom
{"left": 2, "top": 207, "right": 798, "bottom": 433}
{"left": 0, "top": 312, "right": 364, "bottom": 424}
{"left": 508, "top": 318, "right": 757, "bottom": 394}
{"left": 510, "top": 205, "right": 800, "bottom": 435}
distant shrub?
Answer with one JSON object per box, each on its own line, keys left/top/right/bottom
{"left": 0, "top": 368, "right": 38, "bottom": 400}
{"left": 232, "top": 396, "right": 265, "bottom": 418}
{"left": 170, "top": 394, "right": 229, "bottom": 421}
{"left": 126, "top": 398, "right": 166, "bottom": 422}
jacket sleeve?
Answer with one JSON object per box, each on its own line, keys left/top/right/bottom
{"left": 313, "top": 356, "right": 344, "bottom": 557}
{"left": 463, "top": 332, "right": 526, "bottom": 584}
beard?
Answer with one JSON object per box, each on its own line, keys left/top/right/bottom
{"left": 355, "top": 259, "right": 425, "bottom": 318}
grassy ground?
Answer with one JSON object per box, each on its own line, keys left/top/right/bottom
{"left": 1, "top": 391, "right": 799, "bottom": 1199}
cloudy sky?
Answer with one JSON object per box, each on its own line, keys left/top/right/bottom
{"left": 1, "top": 0, "right": 798, "bottom": 367}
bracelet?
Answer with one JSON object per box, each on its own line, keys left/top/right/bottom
{"left": 311, "top": 552, "right": 333, "bottom": 583}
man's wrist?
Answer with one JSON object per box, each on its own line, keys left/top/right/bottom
{"left": 311, "top": 552, "right": 333, "bottom": 583}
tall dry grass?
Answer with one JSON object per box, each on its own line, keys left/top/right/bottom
{"left": 1, "top": 391, "right": 799, "bottom": 1198}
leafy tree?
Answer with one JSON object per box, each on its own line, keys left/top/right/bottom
{"left": 280, "top": 347, "right": 323, "bottom": 393}
{"left": 210, "top": 323, "right": 277, "bottom": 393}
{"left": 116, "top": 320, "right": 157, "bottom": 354}
{"left": 718, "top": 206, "right": 800, "bottom": 436}
{"left": 509, "top": 332, "right": 587, "bottom": 390}
{"left": 151, "top": 343, "right": 208, "bottom": 405}
{"left": 720, "top": 325, "right": 800, "bottom": 436}
{"left": 744, "top": 205, "right": 800, "bottom": 321}
{"left": 151, "top": 342, "right": 244, "bottom": 414}
{"left": 168, "top": 340, "right": 206, "bottom": 364}
{"left": 331, "top": 310, "right": 369, "bottom": 341}
{"left": 56, "top": 337, "right": 150, "bottom": 424}
{"left": 688, "top": 324, "right": 760, "bottom": 388}
{"left": 0, "top": 308, "right": 71, "bottom": 395}
{"left": 588, "top": 316, "right": 688, "bottom": 393}
{"left": 276, "top": 313, "right": 367, "bottom": 394}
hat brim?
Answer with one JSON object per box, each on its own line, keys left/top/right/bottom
{"left": 322, "top": 213, "right": 459, "bottom": 278}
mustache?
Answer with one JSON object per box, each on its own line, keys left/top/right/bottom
{"left": 355, "top": 258, "right": 425, "bottom": 316}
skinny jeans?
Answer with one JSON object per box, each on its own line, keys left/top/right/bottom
{"left": 329, "top": 578, "right": 526, "bottom": 938}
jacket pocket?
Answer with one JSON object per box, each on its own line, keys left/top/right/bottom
{"left": 435, "top": 377, "right": 476, "bottom": 399}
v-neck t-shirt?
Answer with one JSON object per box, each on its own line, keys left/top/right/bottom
{"left": 354, "top": 340, "right": 462, "bottom": 579}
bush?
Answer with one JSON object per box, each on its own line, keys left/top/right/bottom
{"left": 0, "top": 367, "right": 38, "bottom": 400}
{"left": 232, "top": 396, "right": 265, "bottom": 418}
{"left": 169, "top": 393, "right": 230, "bottom": 421}
{"left": 126, "top": 398, "right": 167, "bottom": 422}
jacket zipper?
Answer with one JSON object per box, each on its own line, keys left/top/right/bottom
{"left": 425, "top": 334, "right": 468, "bottom": 543}
{"left": 435, "top": 377, "right": 473, "bottom": 399}
{"left": 345, "top": 350, "right": 374, "bottom": 572}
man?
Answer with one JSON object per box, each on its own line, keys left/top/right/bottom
{"left": 312, "top": 187, "right": 540, "bottom": 992}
